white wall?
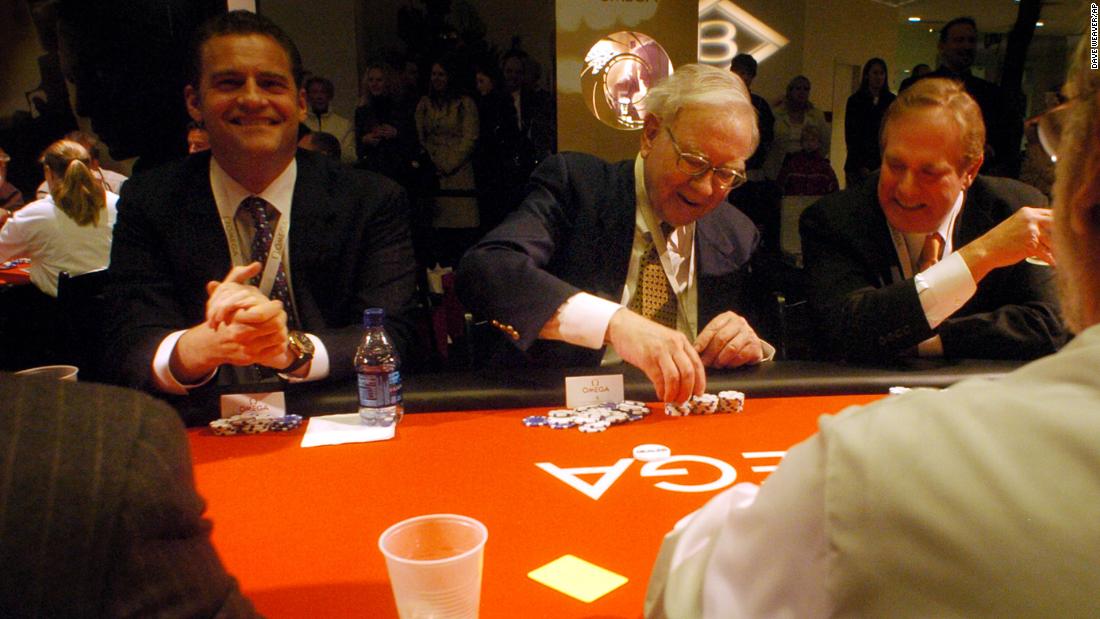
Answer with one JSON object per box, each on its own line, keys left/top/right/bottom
{"left": 262, "top": 0, "right": 360, "bottom": 120}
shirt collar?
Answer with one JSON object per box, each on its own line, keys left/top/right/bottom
{"left": 210, "top": 155, "right": 297, "bottom": 217}
{"left": 633, "top": 153, "right": 694, "bottom": 247}
{"left": 900, "top": 187, "right": 965, "bottom": 260}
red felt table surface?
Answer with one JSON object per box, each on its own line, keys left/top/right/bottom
{"left": 189, "top": 393, "right": 882, "bottom": 618}
{"left": 0, "top": 265, "right": 30, "bottom": 285}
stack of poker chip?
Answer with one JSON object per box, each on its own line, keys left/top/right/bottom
{"left": 522, "top": 401, "right": 651, "bottom": 433}
{"left": 664, "top": 390, "right": 745, "bottom": 416}
{"left": 209, "top": 413, "right": 304, "bottom": 436}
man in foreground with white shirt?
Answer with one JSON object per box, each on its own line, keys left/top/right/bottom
{"left": 457, "top": 64, "right": 771, "bottom": 404}
{"left": 799, "top": 77, "right": 1064, "bottom": 361}
{"left": 647, "top": 41, "right": 1100, "bottom": 617}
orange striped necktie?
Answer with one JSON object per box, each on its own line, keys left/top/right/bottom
{"left": 917, "top": 232, "right": 944, "bottom": 273}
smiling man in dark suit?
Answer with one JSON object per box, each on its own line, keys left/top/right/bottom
{"left": 800, "top": 77, "right": 1065, "bottom": 361}
{"left": 105, "top": 11, "right": 417, "bottom": 423}
{"left": 458, "top": 64, "right": 771, "bottom": 404}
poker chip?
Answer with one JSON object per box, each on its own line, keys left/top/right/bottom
{"left": 664, "top": 391, "right": 747, "bottom": 416}
{"left": 717, "top": 390, "right": 745, "bottom": 414}
{"left": 209, "top": 413, "right": 303, "bottom": 435}
{"left": 268, "top": 414, "right": 303, "bottom": 431}
{"left": 210, "top": 419, "right": 237, "bottom": 436}
{"left": 523, "top": 400, "right": 652, "bottom": 433}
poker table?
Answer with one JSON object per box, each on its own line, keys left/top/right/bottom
{"left": 190, "top": 392, "right": 883, "bottom": 618}
{"left": 189, "top": 357, "right": 1022, "bottom": 617}
{"left": 0, "top": 259, "right": 30, "bottom": 285}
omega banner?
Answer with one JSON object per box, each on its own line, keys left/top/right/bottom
{"left": 555, "top": 0, "right": 698, "bottom": 161}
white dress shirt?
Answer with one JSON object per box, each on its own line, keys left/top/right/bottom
{"left": 646, "top": 323, "right": 1100, "bottom": 618}
{"left": 0, "top": 192, "right": 118, "bottom": 297}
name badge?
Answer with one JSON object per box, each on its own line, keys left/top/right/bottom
{"left": 565, "top": 374, "right": 625, "bottom": 408}
{"left": 220, "top": 391, "right": 287, "bottom": 419}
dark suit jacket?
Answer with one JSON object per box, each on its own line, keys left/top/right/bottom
{"left": 105, "top": 150, "right": 418, "bottom": 422}
{"left": 0, "top": 373, "right": 259, "bottom": 618}
{"left": 799, "top": 173, "right": 1065, "bottom": 361}
{"left": 456, "top": 152, "right": 761, "bottom": 367}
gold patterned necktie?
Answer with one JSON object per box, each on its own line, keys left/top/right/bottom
{"left": 917, "top": 232, "right": 945, "bottom": 273}
{"left": 628, "top": 225, "right": 678, "bottom": 328}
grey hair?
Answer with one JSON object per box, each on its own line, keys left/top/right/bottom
{"left": 645, "top": 63, "right": 758, "bottom": 152}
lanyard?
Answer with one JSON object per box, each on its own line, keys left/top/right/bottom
{"left": 217, "top": 205, "right": 290, "bottom": 299}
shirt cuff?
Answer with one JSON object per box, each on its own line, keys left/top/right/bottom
{"left": 152, "top": 330, "right": 216, "bottom": 395}
{"left": 915, "top": 252, "right": 978, "bottom": 329}
{"left": 917, "top": 334, "right": 945, "bottom": 357}
{"left": 556, "top": 292, "right": 623, "bottom": 349}
{"left": 278, "top": 334, "right": 329, "bottom": 382}
{"left": 760, "top": 340, "right": 777, "bottom": 363}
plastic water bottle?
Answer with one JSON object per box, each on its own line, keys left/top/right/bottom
{"left": 355, "top": 308, "right": 403, "bottom": 426}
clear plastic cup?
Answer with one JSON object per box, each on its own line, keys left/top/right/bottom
{"left": 378, "top": 514, "right": 488, "bottom": 619}
{"left": 14, "top": 364, "right": 78, "bottom": 381}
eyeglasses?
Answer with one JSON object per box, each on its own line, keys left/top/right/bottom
{"left": 1026, "top": 90, "right": 1093, "bottom": 163}
{"left": 665, "top": 127, "right": 747, "bottom": 190}
{"left": 1026, "top": 101, "right": 1071, "bottom": 163}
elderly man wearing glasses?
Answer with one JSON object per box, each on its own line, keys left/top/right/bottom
{"left": 457, "top": 64, "right": 771, "bottom": 403}
{"left": 800, "top": 77, "right": 1065, "bottom": 362}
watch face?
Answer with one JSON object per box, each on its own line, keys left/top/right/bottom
{"left": 289, "top": 331, "right": 314, "bottom": 356}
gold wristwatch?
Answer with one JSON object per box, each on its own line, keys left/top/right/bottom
{"left": 280, "top": 330, "right": 315, "bottom": 374}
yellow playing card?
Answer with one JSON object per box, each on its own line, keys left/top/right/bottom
{"left": 527, "top": 554, "right": 629, "bottom": 603}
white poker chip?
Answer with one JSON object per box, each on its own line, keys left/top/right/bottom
{"left": 717, "top": 390, "right": 745, "bottom": 414}
{"left": 578, "top": 422, "right": 609, "bottom": 433}
{"left": 691, "top": 393, "right": 719, "bottom": 415}
{"left": 633, "top": 444, "right": 671, "bottom": 461}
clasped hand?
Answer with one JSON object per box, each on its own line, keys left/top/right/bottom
{"left": 202, "top": 262, "right": 291, "bottom": 369}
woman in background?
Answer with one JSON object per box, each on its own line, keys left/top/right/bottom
{"left": 844, "top": 58, "right": 896, "bottom": 187}
{"left": 765, "top": 75, "right": 831, "bottom": 181}
{"left": 0, "top": 139, "right": 118, "bottom": 298}
{"left": 415, "top": 57, "right": 480, "bottom": 267}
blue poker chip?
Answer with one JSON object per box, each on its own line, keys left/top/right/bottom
{"left": 523, "top": 415, "right": 549, "bottom": 427}
{"left": 268, "top": 414, "right": 303, "bottom": 431}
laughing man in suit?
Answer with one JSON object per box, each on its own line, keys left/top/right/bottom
{"left": 799, "top": 77, "right": 1065, "bottom": 361}
{"left": 457, "top": 64, "right": 772, "bottom": 404}
{"left": 105, "top": 11, "right": 418, "bottom": 423}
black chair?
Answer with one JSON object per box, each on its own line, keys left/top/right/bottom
{"left": 56, "top": 269, "right": 110, "bottom": 381}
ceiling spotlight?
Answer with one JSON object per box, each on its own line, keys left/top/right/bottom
{"left": 907, "top": 16, "right": 921, "bottom": 22}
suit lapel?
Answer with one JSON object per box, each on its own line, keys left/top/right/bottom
{"left": 181, "top": 155, "right": 233, "bottom": 283}
{"left": 954, "top": 178, "right": 995, "bottom": 247}
{"left": 286, "top": 152, "right": 336, "bottom": 330}
{"left": 853, "top": 177, "right": 903, "bottom": 285}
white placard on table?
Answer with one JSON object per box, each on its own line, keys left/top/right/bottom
{"left": 565, "top": 374, "right": 625, "bottom": 408}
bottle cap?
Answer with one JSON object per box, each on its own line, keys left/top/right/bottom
{"left": 363, "top": 307, "right": 384, "bottom": 327}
